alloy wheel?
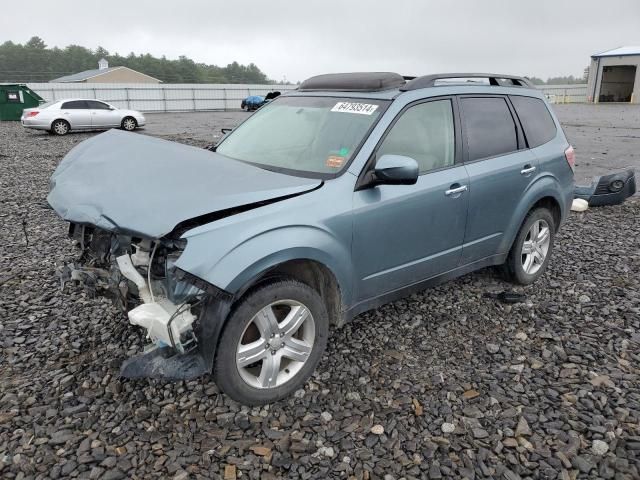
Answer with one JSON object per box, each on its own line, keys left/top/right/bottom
{"left": 53, "top": 121, "right": 68, "bottom": 135}
{"left": 521, "top": 219, "right": 551, "bottom": 275}
{"left": 236, "top": 300, "right": 315, "bottom": 389}
{"left": 122, "top": 118, "right": 136, "bottom": 130}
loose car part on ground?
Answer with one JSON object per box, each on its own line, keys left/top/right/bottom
{"left": 574, "top": 168, "right": 636, "bottom": 206}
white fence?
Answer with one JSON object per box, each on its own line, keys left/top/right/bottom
{"left": 27, "top": 83, "right": 298, "bottom": 112}
{"left": 538, "top": 84, "right": 588, "bottom": 104}
{"left": 27, "top": 82, "right": 589, "bottom": 112}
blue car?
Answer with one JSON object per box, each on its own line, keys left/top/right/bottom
{"left": 49, "top": 72, "right": 574, "bottom": 404}
{"left": 241, "top": 91, "right": 281, "bottom": 111}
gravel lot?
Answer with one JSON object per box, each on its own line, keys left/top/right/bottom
{"left": 1, "top": 106, "right": 639, "bottom": 480}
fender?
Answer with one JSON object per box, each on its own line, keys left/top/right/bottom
{"left": 498, "top": 173, "right": 566, "bottom": 254}
{"left": 177, "top": 224, "right": 354, "bottom": 307}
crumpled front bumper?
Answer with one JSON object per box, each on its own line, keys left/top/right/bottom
{"left": 58, "top": 223, "right": 232, "bottom": 380}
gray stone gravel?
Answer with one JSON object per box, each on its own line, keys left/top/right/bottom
{"left": 1, "top": 114, "right": 639, "bottom": 479}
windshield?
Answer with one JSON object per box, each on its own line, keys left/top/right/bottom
{"left": 39, "top": 101, "right": 57, "bottom": 109}
{"left": 216, "top": 96, "right": 389, "bottom": 176}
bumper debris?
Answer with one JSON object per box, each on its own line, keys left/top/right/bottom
{"left": 574, "top": 168, "right": 636, "bottom": 207}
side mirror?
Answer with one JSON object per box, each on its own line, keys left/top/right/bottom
{"left": 373, "top": 154, "right": 419, "bottom": 186}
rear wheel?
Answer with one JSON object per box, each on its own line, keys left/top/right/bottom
{"left": 503, "top": 208, "right": 555, "bottom": 285}
{"left": 51, "top": 119, "right": 70, "bottom": 136}
{"left": 121, "top": 116, "right": 137, "bottom": 131}
{"left": 214, "top": 279, "right": 329, "bottom": 405}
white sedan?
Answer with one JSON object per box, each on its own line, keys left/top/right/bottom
{"left": 21, "top": 99, "right": 146, "bottom": 135}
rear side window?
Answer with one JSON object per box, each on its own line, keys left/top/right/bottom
{"left": 460, "top": 97, "right": 518, "bottom": 161}
{"left": 510, "top": 96, "right": 557, "bottom": 148}
{"left": 61, "top": 100, "right": 88, "bottom": 109}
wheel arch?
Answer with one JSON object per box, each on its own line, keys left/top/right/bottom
{"left": 50, "top": 118, "right": 70, "bottom": 130}
{"left": 500, "top": 177, "right": 565, "bottom": 255}
{"left": 177, "top": 225, "right": 354, "bottom": 322}
{"left": 234, "top": 258, "right": 344, "bottom": 327}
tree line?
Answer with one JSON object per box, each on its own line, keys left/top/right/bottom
{"left": 527, "top": 68, "right": 589, "bottom": 86}
{"left": 0, "top": 37, "right": 271, "bottom": 84}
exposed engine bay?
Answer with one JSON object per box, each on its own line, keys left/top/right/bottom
{"left": 59, "top": 223, "right": 204, "bottom": 355}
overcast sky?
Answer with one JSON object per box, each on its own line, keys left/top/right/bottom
{"left": 3, "top": 0, "right": 639, "bottom": 82}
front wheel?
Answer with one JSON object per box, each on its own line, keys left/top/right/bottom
{"left": 214, "top": 279, "right": 329, "bottom": 405}
{"left": 121, "top": 116, "right": 137, "bottom": 131}
{"left": 503, "top": 208, "right": 555, "bottom": 285}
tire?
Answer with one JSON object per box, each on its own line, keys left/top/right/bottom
{"left": 51, "top": 119, "right": 70, "bottom": 136}
{"left": 121, "top": 116, "right": 137, "bottom": 131}
{"left": 503, "top": 208, "right": 556, "bottom": 285}
{"left": 214, "top": 279, "right": 329, "bottom": 405}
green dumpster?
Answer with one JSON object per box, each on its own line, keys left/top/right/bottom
{"left": 0, "top": 84, "right": 44, "bottom": 121}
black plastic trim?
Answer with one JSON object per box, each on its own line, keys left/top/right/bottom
{"left": 174, "top": 268, "right": 234, "bottom": 302}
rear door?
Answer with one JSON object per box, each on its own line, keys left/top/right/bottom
{"left": 60, "top": 100, "right": 92, "bottom": 128}
{"left": 458, "top": 95, "right": 538, "bottom": 263}
{"left": 87, "top": 100, "right": 121, "bottom": 128}
{"left": 352, "top": 97, "right": 469, "bottom": 301}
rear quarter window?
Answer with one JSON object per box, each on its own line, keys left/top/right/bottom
{"left": 510, "top": 96, "right": 557, "bottom": 148}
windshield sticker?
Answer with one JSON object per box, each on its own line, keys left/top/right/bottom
{"left": 339, "top": 147, "right": 350, "bottom": 156}
{"left": 326, "top": 155, "right": 345, "bottom": 168}
{"left": 331, "top": 102, "right": 379, "bottom": 115}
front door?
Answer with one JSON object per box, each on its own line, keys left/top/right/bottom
{"left": 352, "top": 98, "right": 469, "bottom": 302}
{"left": 60, "top": 100, "right": 92, "bottom": 128}
{"left": 87, "top": 100, "right": 121, "bottom": 127}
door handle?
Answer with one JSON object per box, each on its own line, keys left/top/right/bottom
{"left": 445, "top": 184, "right": 468, "bottom": 196}
{"left": 521, "top": 165, "right": 536, "bottom": 175}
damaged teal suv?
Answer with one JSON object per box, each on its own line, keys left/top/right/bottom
{"left": 49, "top": 72, "right": 575, "bottom": 405}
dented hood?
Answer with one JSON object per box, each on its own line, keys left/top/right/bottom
{"left": 48, "top": 129, "right": 321, "bottom": 238}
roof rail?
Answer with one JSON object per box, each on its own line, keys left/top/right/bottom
{"left": 401, "top": 73, "right": 534, "bottom": 91}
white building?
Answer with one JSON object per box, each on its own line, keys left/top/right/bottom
{"left": 587, "top": 46, "right": 640, "bottom": 103}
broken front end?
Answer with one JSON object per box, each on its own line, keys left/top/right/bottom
{"left": 60, "top": 223, "right": 231, "bottom": 380}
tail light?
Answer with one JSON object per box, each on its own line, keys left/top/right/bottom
{"left": 564, "top": 146, "right": 575, "bottom": 172}
{"left": 25, "top": 111, "right": 39, "bottom": 118}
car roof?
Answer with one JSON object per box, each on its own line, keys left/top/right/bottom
{"left": 55, "top": 98, "right": 111, "bottom": 103}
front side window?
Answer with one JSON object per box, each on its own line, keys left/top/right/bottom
{"left": 216, "top": 96, "right": 388, "bottom": 176}
{"left": 86, "top": 100, "right": 111, "bottom": 110}
{"left": 61, "top": 100, "right": 89, "bottom": 110}
{"left": 461, "top": 97, "right": 518, "bottom": 161}
{"left": 377, "top": 99, "right": 455, "bottom": 174}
